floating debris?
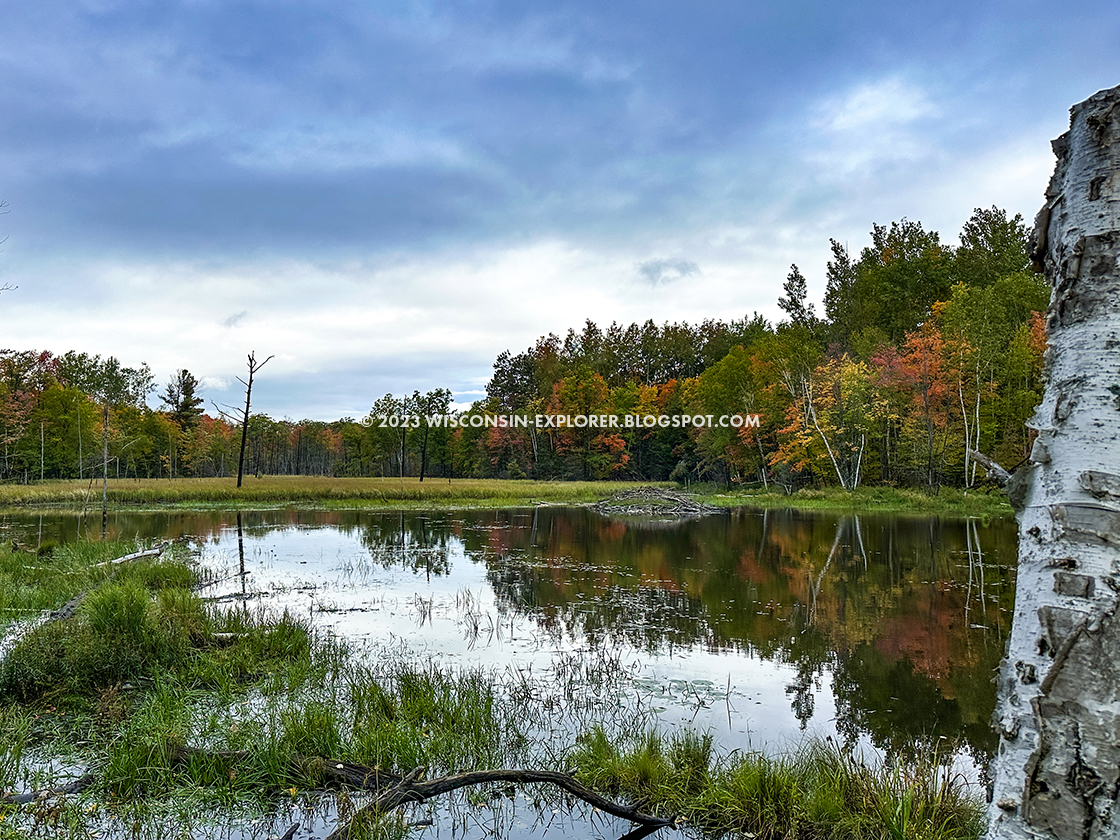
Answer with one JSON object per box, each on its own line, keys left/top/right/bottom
{"left": 592, "top": 486, "right": 723, "bottom": 517}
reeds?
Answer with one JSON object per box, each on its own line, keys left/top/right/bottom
{"left": 0, "top": 477, "right": 660, "bottom": 510}
{"left": 570, "top": 728, "right": 985, "bottom": 840}
{"left": 700, "top": 484, "right": 1012, "bottom": 518}
{"left": 0, "top": 538, "right": 987, "bottom": 840}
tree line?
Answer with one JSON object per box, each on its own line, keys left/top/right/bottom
{"left": 0, "top": 206, "right": 1046, "bottom": 490}
{"left": 466, "top": 206, "right": 1047, "bottom": 489}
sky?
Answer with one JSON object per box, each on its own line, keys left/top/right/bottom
{"left": 1, "top": 0, "right": 1118, "bottom": 420}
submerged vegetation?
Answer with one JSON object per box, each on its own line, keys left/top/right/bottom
{"left": 0, "top": 536, "right": 989, "bottom": 839}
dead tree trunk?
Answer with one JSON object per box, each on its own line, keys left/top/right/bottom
{"left": 986, "top": 84, "right": 1120, "bottom": 840}
{"left": 102, "top": 402, "right": 109, "bottom": 539}
{"left": 234, "top": 352, "right": 272, "bottom": 488}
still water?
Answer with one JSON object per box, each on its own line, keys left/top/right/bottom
{"left": 1, "top": 506, "right": 1017, "bottom": 837}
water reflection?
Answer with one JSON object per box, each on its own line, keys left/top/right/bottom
{"left": 0, "top": 506, "right": 1015, "bottom": 771}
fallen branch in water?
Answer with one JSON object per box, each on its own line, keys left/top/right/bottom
{"left": 968, "top": 450, "right": 1012, "bottom": 487}
{"left": 326, "top": 766, "right": 677, "bottom": 840}
{"left": 0, "top": 772, "right": 96, "bottom": 805}
{"left": 92, "top": 543, "right": 169, "bottom": 568}
{"left": 170, "top": 747, "right": 676, "bottom": 839}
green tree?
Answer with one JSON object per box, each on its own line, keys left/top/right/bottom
{"left": 825, "top": 220, "right": 953, "bottom": 345}
{"left": 161, "top": 369, "right": 205, "bottom": 432}
{"left": 777, "top": 264, "right": 817, "bottom": 329}
{"left": 953, "top": 206, "right": 1030, "bottom": 288}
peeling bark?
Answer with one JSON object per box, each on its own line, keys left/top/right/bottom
{"left": 986, "top": 85, "right": 1120, "bottom": 840}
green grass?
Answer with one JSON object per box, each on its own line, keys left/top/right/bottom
{"left": 0, "top": 539, "right": 185, "bottom": 635}
{"left": 570, "top": 727, "right": 985, "bottom": 840}
{"left": 0, "top": 476, "right": 668, "bottom": 511}
{"left": 0, "top": 537, "right": 988, "bottom": 839}
{"left": 0, "top": 475, "right": 1009, "bottom": 518}
{"left": 699, "top": 484, "right": 1012, "bottom": 518}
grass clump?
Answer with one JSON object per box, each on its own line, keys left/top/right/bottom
{"left": 570, "top": 728, "right": 984, "bottom": 840}
{"left": 0, "top": 539, "right": 169, "bottom": 634}
{"left": 99, "top": 660, "right": 516, "bottom": 804}
{"left": 0, "top": 579, "right": 201, "bottom": 702}
{"left": 347, "top": 662, "right": 512, "bottom": 774}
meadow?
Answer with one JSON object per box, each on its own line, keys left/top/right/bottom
{"left": 0, "top": 475, "right": 1012, "bottom": 518}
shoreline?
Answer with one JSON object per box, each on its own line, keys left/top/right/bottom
{"left": 0, "top": 477, "right": 1013, "bottom": 518}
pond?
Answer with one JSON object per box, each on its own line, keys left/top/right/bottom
{"left": 1, "top": 505, "right": 1017, "bottom": 838}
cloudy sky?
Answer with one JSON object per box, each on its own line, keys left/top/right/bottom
{"left": 1, "top": 0, "right": 1117, "bottom": 420}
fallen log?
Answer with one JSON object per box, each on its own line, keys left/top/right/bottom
{"left": 326, "top": 766, "right": 677, "bottom": 840}
{"left": 170, "top": 746, "right": 676, "bottom": 839}
{"left": 0, "top": 772, "right": 96, "bottom": 805}
{"left": 92, "top": 543, "right": 169, "bottom": 568}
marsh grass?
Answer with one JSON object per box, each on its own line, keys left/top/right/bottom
{"left": 0, "top": 477, "right": 1009, "bottom": 520}
{"left": 0, "top": 477, "right": 661, "bottom": 511}
{"left": 0, "top": 576, "right": 203, "bottom": 702}
{"left": 570, "top": 728, "right": 984, "bottom": 840}
{"left": 0, "top": 538, "right": 987, "bottom": 840}
{"left": 700, "top": 484, "right": 1012, "bottom": 518}
{"left": 0, "top": 539, "right": 176, "bottom": 634}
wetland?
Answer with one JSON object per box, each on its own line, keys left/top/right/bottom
{"left": 0, "top": 505, "right": 1015, "bottom": 840}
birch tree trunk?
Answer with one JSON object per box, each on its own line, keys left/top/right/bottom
{"left": 987, "top": 84, "right": 1120, "bottom": 840}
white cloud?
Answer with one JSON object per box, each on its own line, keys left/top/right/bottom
{"left": 803, "top": 75, "right": 942, "bottom": 177}
{"left": 817, "top": 76, "right": 937, "bottom": 133}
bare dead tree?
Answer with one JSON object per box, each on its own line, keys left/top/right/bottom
{"left": 0, "top": 198, "right": 13, "bottom": 295}
{"left": 214, "top": 352, "right": 273, "bottom": 487}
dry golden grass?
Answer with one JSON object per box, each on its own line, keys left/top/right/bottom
{"left": 0, "top": 476, "right": 664, "bottom": 509}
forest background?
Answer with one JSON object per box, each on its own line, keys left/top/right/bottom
{"left": 0, "top": 206, "right": 1046, "bottom": 493}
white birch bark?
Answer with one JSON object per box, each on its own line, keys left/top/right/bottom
{"left": 987, "top": 84, "right": 1120, "bottom": 840}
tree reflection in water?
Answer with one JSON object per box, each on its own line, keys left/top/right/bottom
{"left": 1, "top": 505, "right": 1016, "bottom": 770}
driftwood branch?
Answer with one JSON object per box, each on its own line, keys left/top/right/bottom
{"left": 92, "top": 544, "right": 169, "bottom": 568}
{"left": 170, "top": 747, "right": 675, "bottom": 839}
{"left": 0, "top": 772, "right": 95, "bottom": 805}
{"left": 326, "top": 767, "right": 677, "bottom": 840}
{"left": 968, "top": 450, "right": 1012, "bottom": 486}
